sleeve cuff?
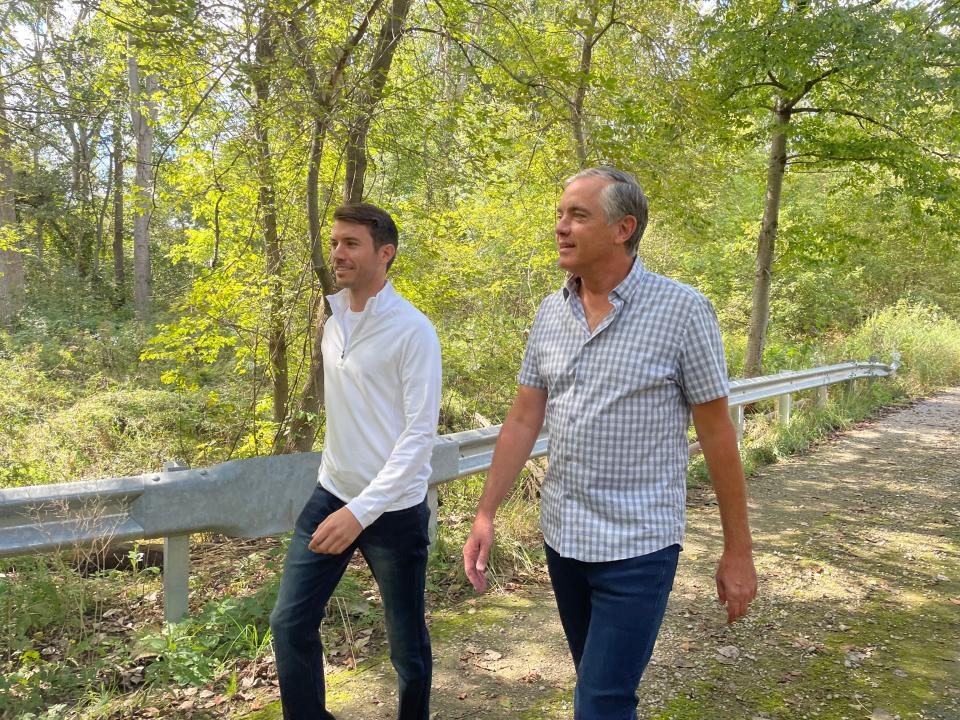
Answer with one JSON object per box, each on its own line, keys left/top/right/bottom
{"left": 345, "top": 497, "right": 381, "bottom": 529}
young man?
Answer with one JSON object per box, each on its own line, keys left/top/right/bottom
{"left": 463, "top": 167, "right": 757, "bottom": 719}
{"left": 271, "top": 203, "right": 441, "bottom": 720}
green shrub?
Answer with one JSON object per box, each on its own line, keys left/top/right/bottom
{"left": 5, "top": 388, "right": 204, "bottom": 483}
{"left": 136, "top": 588, "right": 276, "bottom": 687}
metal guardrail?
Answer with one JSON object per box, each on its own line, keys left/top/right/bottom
{"left": 726, "top": 356, "right": 900, "bottom": 440}
{"left": 0, "top": 355, "right": 899, "bottom": 620}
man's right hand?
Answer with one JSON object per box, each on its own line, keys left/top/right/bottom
{"left": 463, "top": 514, "right": 495, "bottom": 593}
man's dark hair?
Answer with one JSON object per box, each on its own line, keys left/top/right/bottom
{"left": 333, "top": 203, "right": 399, "bottom": 269}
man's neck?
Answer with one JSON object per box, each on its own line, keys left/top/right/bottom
{"left": 576, "top": 256, "right": 634, "bottom": 302}
{"left": 347, "top": 278, "right": 388, "bottom": 312}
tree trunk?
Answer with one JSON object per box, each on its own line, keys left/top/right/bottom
{"left": 112, "top": 117, "right": 125, "bottom": 301}
{"left": 343, "top": 0, "right": 413, "bottom": 203}
{"left": 571, "top": 9, "right": 600, "bottom": 168}
{"left": 128, "top": 46, "right": 157, "bottom": 321}
{"left": 743, "top": 106, "right": 790, "bottom": 378}
{"left": 283, "top": 118, "right": 336, "bottom": 453}
{"left": 252, "top": 21, "right": 290, "bottom": 440}
{"left": 93, "top": 134, "right": 114, "bottom": 282}
{"left": 283, "top": 0, "right": 409, "bottom": 452}
{"left": 284, "top": 294, "right": 331, "bottom": 452}
{"left": 78, "top": 123, "right": 97, "bottom": 280}
{"left": 32, "top": 148, "right": 43, "bottom": 261}
{"left": 0, "top": 88, "right": 24, "bottom": 325}
{"left": 281, "top": 10, "right": 353, "bottom": 453}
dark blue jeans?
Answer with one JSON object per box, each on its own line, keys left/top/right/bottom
{"left": 270, "top": 486, "right": 432, "bottom": 720}
{"left": 545, "top": 543, "right": 680, "bottom": 720}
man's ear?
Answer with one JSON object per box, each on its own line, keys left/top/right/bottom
{"left": 380, "top": 243, "right": 397, "bottom": 266}
{"left": 616, "top": 215, "right": 638, "bottom": 247}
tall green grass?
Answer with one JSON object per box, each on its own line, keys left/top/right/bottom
{"left": 688, "top": 301, "right": 960, "bottom": 488}
{"left": 838, "top": 301, "right": 960, "bottom": 391}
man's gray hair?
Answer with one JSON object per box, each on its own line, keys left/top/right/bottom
{"left": 566, "top": 166, "right": 649, "bottom": 256}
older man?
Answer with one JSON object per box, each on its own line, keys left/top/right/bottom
{"left": 463, "top": 166, "right": 756, "bottom": 719}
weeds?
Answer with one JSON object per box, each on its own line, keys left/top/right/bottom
{"left": 840, "top": 301, "right": 960, "bottom": 391}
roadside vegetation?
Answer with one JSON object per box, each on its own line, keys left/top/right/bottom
{"left": 2, "top": 294, "right": 959, "bottom": 718}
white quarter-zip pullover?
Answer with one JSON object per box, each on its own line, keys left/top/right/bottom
{"left": 318, "top": 281, "right": 442, "bottom": 528}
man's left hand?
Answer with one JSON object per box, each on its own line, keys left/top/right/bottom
{"left": 308, "top": 507, "right": 363, "bottom": 554}
{"left": 716, "top": 548, "right": 757, "bottom": 623}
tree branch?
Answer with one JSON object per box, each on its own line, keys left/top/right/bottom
{"left": 724, "top": 81, "right": 787, "bottom": 101}
{"left": 791, "top": 106, "right": 960, "bottom": 160}
{"left": 783, "top": 67, "right": 841, "bottom": 109}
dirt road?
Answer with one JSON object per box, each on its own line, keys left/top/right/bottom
{"left": 244, "top": 390, "right": 960, "bottom": 720}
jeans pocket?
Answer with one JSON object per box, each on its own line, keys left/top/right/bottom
{"left": 295, "top": 486, "right": 342, "bottom": 535}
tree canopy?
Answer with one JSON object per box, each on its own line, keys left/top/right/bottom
{"left": 1, "top": 0, "right": 958, "bottom": 451}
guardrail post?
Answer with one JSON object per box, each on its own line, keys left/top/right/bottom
{"left": 815, "top": 386, "right": 828, "bottom": 408}
{"left": 843, "top": 378, "right": 856, "bottom": 404}
{"left": 776, "top": 393, "right": 792, "bottom": 424}
{"left": 161, "top": 460, "right": 191, "bottom": 623}
{"left": 163, "top": 533, "right": 190, "bottom": 622}
{"left": 427, "top": 486, "right": 439, "bottom": 547}
{"left": 730, "top": 404, "right": 745, "bottom": 444}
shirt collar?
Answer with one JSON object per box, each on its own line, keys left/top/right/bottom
{"left": 329, "top": 280, "right": 399, "bottom": 319}
{"left": 562, "top": 257, "right": 647, "bottom": 303}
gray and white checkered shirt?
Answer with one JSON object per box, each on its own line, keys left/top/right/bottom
{"left": 518, "top": 259, "right": 729, "bottom": 562}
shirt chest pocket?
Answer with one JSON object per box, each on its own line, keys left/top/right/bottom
{"left": 536, "top": 335, "right": 678, "bottom": 396}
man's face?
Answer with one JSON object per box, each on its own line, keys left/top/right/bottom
{"left": 555, "top": 176, "right": 625, "bottom": 275}
{"left": 330, "top": 220, "right": 393, "bottom": 290}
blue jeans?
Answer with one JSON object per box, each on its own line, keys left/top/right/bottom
{"left": 545, "top": 543, "right": 680, "bottom": 720}
{"left": 270, "top": 486, "right": 432, "bottom": 720}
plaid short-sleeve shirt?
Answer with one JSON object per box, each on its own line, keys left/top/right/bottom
{"left": 519, "top": 259, "right": 729, "bottom": 562}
